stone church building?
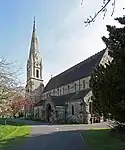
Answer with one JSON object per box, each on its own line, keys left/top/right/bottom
{"left": 25, "top": 19, "right": 110, "bottom": 124}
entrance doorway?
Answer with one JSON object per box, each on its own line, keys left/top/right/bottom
{"left": 46, "top": 103, "right": 51, "bottom": 122}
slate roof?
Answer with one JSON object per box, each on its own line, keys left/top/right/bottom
{"left": 51, "top": 89, "right": 91, "bottom": 106}
{"left": 43, "top": 49, "right": 105, "bottom": 92}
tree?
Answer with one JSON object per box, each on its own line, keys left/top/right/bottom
{"left": 90, "top": 16, "right": 125, "bottom": 123}
{"left": 0, "top": 57, "right": 22, "bottom": 121}
{"left": 24, "top": 92, "right": 35, "bottom": 119}
{"left": 11, "top": 91, "right": 25, "bottom": 117}
{"left": 11, "top": 86, "right": 35, "bottom": 118}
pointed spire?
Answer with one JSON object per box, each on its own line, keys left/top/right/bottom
{"left": 31, "top": 16, "right": 37, "bottom": 45}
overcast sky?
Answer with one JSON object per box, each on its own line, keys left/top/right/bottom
{"left": 0, "top": 0, "right": 124, "bottom": 86}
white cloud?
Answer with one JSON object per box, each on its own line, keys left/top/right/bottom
{"left": 43, "top": 0, "right": 125, "bottom": 86}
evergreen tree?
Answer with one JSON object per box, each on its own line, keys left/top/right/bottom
{"left": 90, "top": 16, "right": 125, "bottom": 123}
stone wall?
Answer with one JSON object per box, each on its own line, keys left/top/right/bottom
{"left": 66, "top": 100, "right": 85, "bottom": 123}
{"left": 34, "top": 90, "right": 92, "bottom": 124}
{"left": 42, "top": 76, "right": 90, "bottom": 100}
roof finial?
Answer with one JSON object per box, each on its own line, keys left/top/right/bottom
{"left": 33, "top": 16, "right": 36, "bottom": 32}
{"left": 34, "top": 16, "right": 35, "bottom": 23}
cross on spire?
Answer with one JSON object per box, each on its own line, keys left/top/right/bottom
{"left": 33, "top": 16, "right": 36, "bottom": 32}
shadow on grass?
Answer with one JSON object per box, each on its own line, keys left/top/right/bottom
{"left": 1, "top": 118, "right": 56, "bottom": 126}
{"left": 0, "top": 129, "right": 86, "bottom": 150}
{"left": 0, "top": 134, "right": 28, "bottom": 150}
{"left": 3, "top": 118, "right": 77, "bottom": 126}
{"left": 0, "top": 118, "right": 27, "bottom": 126}
{"left": 1, "top": 121, "right": 26, "bottom": 126}
{"left": 82, "top": 129, "right": 125, "bottom": 150}
{"left": 1, "top": 118, "right": 109, "bottom": 127}
{"left": 0, "top": 118, "right": 44, "bottom": 126}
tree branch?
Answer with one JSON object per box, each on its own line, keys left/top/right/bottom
{"left": 81, "top": 0, "right": 115, "bottom": 26}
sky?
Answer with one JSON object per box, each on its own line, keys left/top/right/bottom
{"left": 0, "top": 0, "right": 125, "bottom": 86}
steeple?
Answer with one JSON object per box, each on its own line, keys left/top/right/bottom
{"left": 25, "top": 17, "right": 44, "bottom": 117}
{"left": 26, "top": 17, "right": 44, "bottom": 98}
{"left": 29, "top": 16, "right": 39, "bottom": 58}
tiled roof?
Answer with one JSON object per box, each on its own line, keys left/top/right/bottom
{"left": 51, "top": 89, "right": 91, "bottom": 106}
{"left": 43, "top": 49, "right": 105, "bottom": 92}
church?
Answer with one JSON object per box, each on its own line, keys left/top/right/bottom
{"left": 25, "top": 19, "right": 110, "bottom": 124}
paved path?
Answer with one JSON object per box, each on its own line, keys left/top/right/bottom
{"left": 13, "top": 119, "right": 109, "bottom": 150}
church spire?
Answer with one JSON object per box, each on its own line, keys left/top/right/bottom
{"left": 29, "top": 16, "right": 39, "bottom": 58}
{"left": 26, "top": 16, "right": 44, "bottom": 104}
{"left": 28, "top": 17, "right": 42, "bottom": 70}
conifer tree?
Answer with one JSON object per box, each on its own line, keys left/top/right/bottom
{"left": 90, "top": 16, "right": 125, "bottom": 123}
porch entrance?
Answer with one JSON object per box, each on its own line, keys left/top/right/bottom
{"left": 46, "top": 103, "right": 51, "bottom": 122}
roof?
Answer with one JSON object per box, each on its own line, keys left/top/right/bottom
{"left": 51, "top": 89, "right": 91, "bottom": 106}
{"left": 43, "top": 49, "right": 105, "bottom": 92}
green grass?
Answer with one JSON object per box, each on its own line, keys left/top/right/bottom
{"left": 82, "top": 128, "right": 125, "bottom": 150}
{"left": 0, "top": 119, "right": 30, "bottom": 150}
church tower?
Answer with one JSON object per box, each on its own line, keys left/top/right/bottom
{"left": 26, "top": 17, "right": 44, "bottom": 103}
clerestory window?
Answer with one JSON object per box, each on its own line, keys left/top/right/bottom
{"left": 74, "top": 83, "right": 76, "bottom": 91}
{"left": 83, "top": 80, "right": 85, "bottom": 89}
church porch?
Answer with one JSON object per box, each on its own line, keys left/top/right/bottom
{"left": 49, "top": 89, "right": 92, "bottom": 124}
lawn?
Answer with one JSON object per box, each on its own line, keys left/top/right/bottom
{"left": 82, "top": 128, "right": 125, "bottom": 150}
{"left": 0, "top": 119, "right": 30, "bottom": 150}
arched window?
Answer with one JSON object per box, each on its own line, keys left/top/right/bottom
{"left": 57, "top": 88, "right": 59, "bottom": 96}
{"left": 74, "top": 83, "right": 76, "bottom": 91}
{"left": 63, "top": 87, "right": 64, "bottom": 95}
{"left": 67, "top": 85, "right": 70, "bottom": 92}
{"left": 83, "top": 80, "right": 85, "bottom": 89}
{"left": 36, "top": 69, "right": 39, "bottom": 78}
{"left": 72, "top": 105, "right": 74, "bottom": 115}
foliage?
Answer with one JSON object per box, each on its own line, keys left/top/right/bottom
{"left": 114, "top": 123, "right": 125, "bottom": 135}
{"left": 0, "top": 57, "right": 34, "bottom": 119}
{"left": 90, "top": 16, "right": 125, "bottom": 123}
{"left": 0, "top": 58, "right": 22, "bottom": 118}
{"left": 11, "top": 93, "right": 25, "bottom": 116}
{"left": 83, "top": 129, "right": 124, "bottom": 150}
